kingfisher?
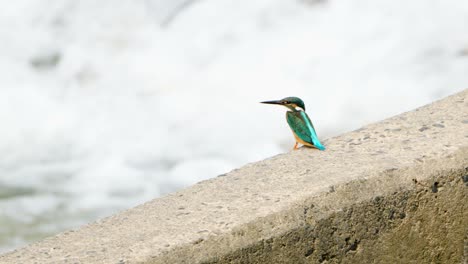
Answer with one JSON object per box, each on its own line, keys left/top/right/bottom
{"left": 261, "top": 97, "right": 325, "bottom": 151}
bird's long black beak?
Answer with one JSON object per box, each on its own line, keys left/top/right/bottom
{"left": 260, "top": 100, "right": 283, "bottom": 105}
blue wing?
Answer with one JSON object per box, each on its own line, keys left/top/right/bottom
{"left": 286, "top": 111, "right": 325, "bottom": 150}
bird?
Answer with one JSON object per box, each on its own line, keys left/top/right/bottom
{"left": 261, "top": 97, "right": 325, "bottom": 151}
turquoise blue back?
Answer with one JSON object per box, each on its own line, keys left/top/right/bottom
{"left": 286, "top": 111, "right": 325, "bottom": 150}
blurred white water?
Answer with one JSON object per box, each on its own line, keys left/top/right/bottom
{"left": 1, "top": 0, "right": 467, "bottom": 253}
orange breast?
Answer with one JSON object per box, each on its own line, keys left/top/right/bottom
{"left": 291, "top": 130, "right": 315, "bottom": 147}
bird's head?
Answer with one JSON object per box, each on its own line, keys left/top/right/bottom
{"left": 261, "top": 96, "right": 305, "bottom": 112}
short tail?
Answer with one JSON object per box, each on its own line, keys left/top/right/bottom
{"left": 314, "top": 143, "right": 326, "bottom": 151}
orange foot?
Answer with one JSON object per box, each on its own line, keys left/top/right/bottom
{"left": 293, "top": 142, "right": 299, "bottom": 150}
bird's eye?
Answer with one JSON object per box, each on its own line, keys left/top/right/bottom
{"left": 283, "top": 101, "right": 289, "bottom": 104}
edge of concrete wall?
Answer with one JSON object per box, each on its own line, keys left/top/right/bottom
{"left": 1, "top": 89, "right": 467, "bottom": 263}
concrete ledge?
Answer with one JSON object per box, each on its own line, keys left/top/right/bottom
{"left": 1, "top": 90, "right": 467, "bottom": 263}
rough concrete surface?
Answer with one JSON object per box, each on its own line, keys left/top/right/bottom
{"left": 1, "top": 89, "right": 467, "bottom": 264}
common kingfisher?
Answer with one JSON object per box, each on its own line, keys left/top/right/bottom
{"left": 261, "top": 97, "right": 325, "bottom": 151}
